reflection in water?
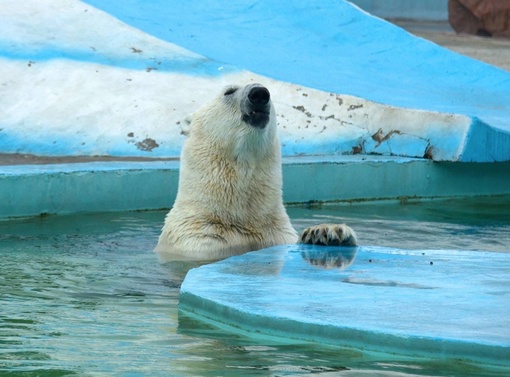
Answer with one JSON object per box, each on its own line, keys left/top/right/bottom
{"left": 299, "top": 246, "right": 358, "bottom": 270}
{"left": 287, "top": 196, "right": 510, "bottom": 254}
{"left": 160, "top": 259, "right": 211, "bottom": 288}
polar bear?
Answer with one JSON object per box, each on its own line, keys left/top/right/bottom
{"left": 155, "top": 83, "right": 357, "bottom": 261}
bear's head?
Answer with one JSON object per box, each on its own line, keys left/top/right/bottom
{"left": 188, "top": 83, "right": 278, "bottom": 159}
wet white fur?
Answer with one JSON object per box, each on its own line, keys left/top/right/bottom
{"left": 155, "top": 85, "right": 297, "bottom": 260}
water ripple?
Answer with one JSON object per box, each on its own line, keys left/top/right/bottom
{"left": 1, "top": 199, "right": 509, "bottom": 376}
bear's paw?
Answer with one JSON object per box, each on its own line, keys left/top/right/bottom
{"left": 299, "top": 224, "right": 357, "bottom": 247}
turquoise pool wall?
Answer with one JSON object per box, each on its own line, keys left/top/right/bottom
{"left": 2, "top": 157, "right": 510, "bottom": 219}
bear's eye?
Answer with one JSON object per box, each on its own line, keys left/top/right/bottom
{"left": 224, "top": 87, "right": 238, "bottom": 96}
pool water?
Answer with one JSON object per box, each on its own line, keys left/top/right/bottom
{"left": 1, "top": 197, "right": 509, "bottom": 376}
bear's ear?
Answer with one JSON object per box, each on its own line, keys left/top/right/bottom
{"left": 179, "top": 114, "right": 193, "bottom": 136}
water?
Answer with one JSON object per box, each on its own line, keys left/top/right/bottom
{"left": 1, "top": 197, "right": 509, "bottom": 376}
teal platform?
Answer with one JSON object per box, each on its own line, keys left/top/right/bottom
{"left": 2, "top": 157, "right": 510, "bottom": 218}
{"left": 179, "top": 244, "right": 510, "bottom": 368}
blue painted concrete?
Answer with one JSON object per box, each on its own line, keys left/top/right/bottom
{"left": 0, "top": 161, "right": 180, "bottom": 218}
{"left": 84, "top": 0, "right": 510, "bottom": 136}
{"left": 462, "top": 117, "right": 510, "bottom": 162}
{"left": 0, "top": 46, "right": 235, "bottom": 77}
{"left": 2, "top": 157, "right": 510, "bottom": 218}
{"left": 179, "top": 244, "right": 510, "bottom": 367}
{"left": 1, "top": 0, "right": 509, "bottom": 162}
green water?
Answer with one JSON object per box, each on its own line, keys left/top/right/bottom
{"left": 1, "top": 197, "right": 509, "bottom": 376}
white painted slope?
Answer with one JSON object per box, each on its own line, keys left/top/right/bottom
{"left": 0, "top": 0, "right": 487, "bottom": 161}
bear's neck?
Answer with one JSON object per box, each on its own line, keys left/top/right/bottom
{"left": 231, "top": 128, "right": 275, "bottom": 164}
{"left": 179, "top": 135, "right": 284, "bottom": 218}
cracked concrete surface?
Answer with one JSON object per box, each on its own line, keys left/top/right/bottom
{"left": 272, "top": 84, "right": 471, "bottom": 160}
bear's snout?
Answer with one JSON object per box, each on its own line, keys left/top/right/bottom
{"left": 248, "top": 86, "right": 270, "bottom": 106}
{"left": 242, "top": 84, "right": 271, "bottom": 129}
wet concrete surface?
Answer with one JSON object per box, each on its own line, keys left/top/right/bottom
{"left": 392, "top": 20, "right": 510, "bottom": 72}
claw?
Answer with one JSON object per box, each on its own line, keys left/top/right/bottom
{"left": 299, "top": 224, "right": 357, "bottom": 247}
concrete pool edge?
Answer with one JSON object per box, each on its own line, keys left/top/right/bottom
{"left": 178, "top": 245, "right": 510, "bottom": 369}
{"left": 1, "top": 156, "right": 510, "bottom": 218}
{"left": 179, "top": 291, "right": 510, "bottom": 368}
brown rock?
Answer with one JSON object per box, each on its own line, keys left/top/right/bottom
{"left": 448, "top": 0, "right": 510, "bottom": 38}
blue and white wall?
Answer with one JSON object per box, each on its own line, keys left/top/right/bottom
{"left": 1, "top": 0, "right": 509, "bottom": 162}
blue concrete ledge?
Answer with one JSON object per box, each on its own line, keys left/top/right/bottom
{"left": 179, "top": 244, "right": 510, "bottom": 368}
{"left": 0, "top": 161, "right": 180, "bottom": 218}
{"left": 2, "top": 1, "right": 509, "bottom": 163}
{"left": 1, "top": 157, "right": 510, "bottom": 218}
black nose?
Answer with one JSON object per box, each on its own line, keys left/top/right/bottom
{"left": 248, "top": 86, "right": 270, "bottom": 105}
